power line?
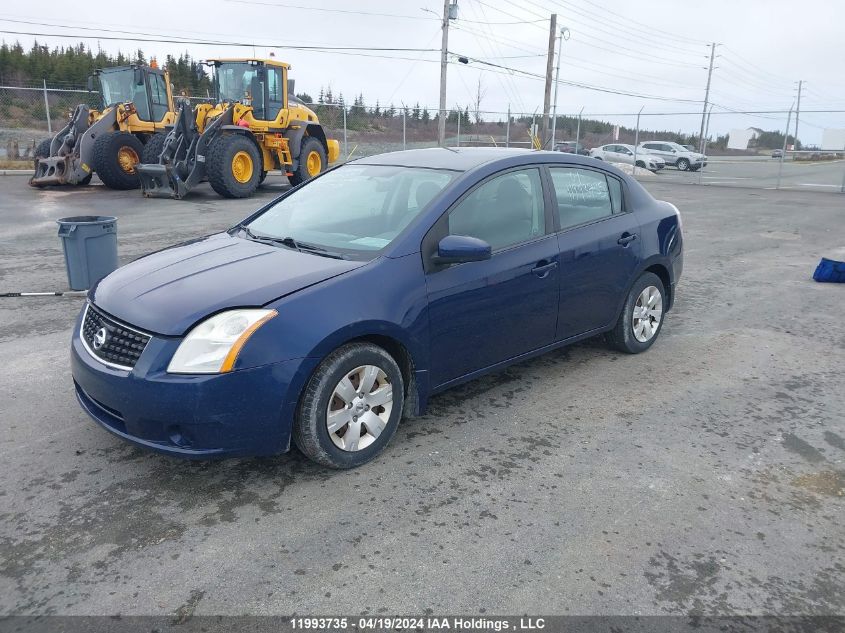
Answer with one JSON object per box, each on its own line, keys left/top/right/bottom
{"left": 523, "top": 0, "right": 706, "bottom": 57}
{"left": 0, "top": 27, "right": 440, "bottom": 53}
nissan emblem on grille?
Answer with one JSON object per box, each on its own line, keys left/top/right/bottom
{"left": 81, "top": 304, "right": 151, "bottom": 370}
{"left": 93, "top": 327, "right": 108, "bottom": 350}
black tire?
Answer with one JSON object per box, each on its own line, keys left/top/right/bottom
{"left": 206, "top": 133, "right": 261, "bottom": 198}
{"left": 34, "top": 138, "right": 52, "bottom": 160}
{"left": 289, "top": 136, "right": 327, "bottom": 186}
{"left": 676, "top": 157, "right": 690, "bottom": 171}
{"left": 92, "top": 131, "right": 144, "bottom": 190}
{"left": 606, "top": 272, "right": 666, "bottom": 354}
{"left": 141, "top": 132, "right": 168, "bottom": 164}
{"left": 635, "top": 160, "right": 645, "bottom": 168}
{"left": 293, "top": 342, "right": 404, "bottom": 469}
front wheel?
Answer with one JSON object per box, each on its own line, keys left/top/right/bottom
{"left": 293, "top": 343, "right": 404, "bottom": 469}
{"left": 92, "top": 132, "right": 145, "bottom": 189}
{"left": 606, "top": 272, "right": 666, "bottom": 354}
{"left": 676, "top": 158, "right": 690, "bottom": 171}
{"left": 289, "top": 137, "right": 327, "bottom": 186}
{"left": 206, "top": 133, "right": 261, "bottom": 198}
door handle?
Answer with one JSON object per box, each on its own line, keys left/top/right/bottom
{"left": 531, "top": 260, "right": 559, "bottom": 278}
{"left": 617, "top": 233, "right": 638, "bottom": 246}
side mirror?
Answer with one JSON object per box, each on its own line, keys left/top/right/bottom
{"left": 134, "top": 68, "right": 144, "bottom": 86}
{"left": 433, "top": 235, "right": 491, "bottom": 265}
{"left": 671, "top": 149, "right": 677, "bottom": 153}
{"left": 86, "top": 75, "right": 94, "bottom": 92}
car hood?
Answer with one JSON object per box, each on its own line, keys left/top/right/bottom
{"left": 90, "top": 232, "right": 367, "bottom": 336}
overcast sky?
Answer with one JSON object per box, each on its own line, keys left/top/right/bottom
{"left": 2, "top": 0, "right": 844, "bottom": 145}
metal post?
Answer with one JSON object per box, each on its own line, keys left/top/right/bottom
{"left": 456, "top": 108, "right": 461, "bottom": 147}
{"left": 794, "top": 79, "right": 803, "bottom": 149}
{"left": 699, "top": 43, "right": 717, "bottom": 154}
{"left": 550, "top": 28, "right": 566, "bottom": 149}
{"left": 632, "top": 106, "right": 643, "bottom": 174}
{"left": 342, "top": 104, "right": 348, "bottom": 159}
{"left": 840, "top": 161, "right": 845, "bottom": 193}
{"left": 776, "top": 105, "right": 794, "bottom": 190}
{"left": 575, "top": 106, "right": 583, "bottom": 151}
{"left": 505, "top": 105, "right": 510, "bottom": 148}
{"left": 699, "top": 105, "right": 713, "bottom": 185}
{"left": 402, "top": 105, "right": 407, "bottom": 150}
{"left": 43, "top": 79, "right": 52, "bottom": 135}
{"left": 437, "top": 0, "right": 451, "bottom": 147}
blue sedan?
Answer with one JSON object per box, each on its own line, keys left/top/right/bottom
{"left": 71, "top": 148, "right": 683, "bottom": 468}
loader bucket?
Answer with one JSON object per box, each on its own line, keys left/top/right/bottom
{"left": 30, "top": 156, "right": 91, "bottom": 187}
{"left": 137, "top": 163, "right": 190, "bottom": 199}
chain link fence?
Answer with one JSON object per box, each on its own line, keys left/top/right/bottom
{"left": 2, "top": 82, "right": 843, "bottom": 191}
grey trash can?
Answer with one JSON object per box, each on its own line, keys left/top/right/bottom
{"left": 56, "top": 216, "right": 119, "bottom": 291}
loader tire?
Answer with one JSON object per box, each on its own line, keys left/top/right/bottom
{"left": 141, "top": 132, "right": 168, "bottom": 164}
{"left": 289, "top": 137, "right": 327, "bottom": 186}
{"left": 93, "top": 132, "right": 144, "bottom": 190}
{"left": 34, "top": 138, "right": 52, "bottom": 161}
{"left": 207, "top": 133, "right": 261, "bottom": 198}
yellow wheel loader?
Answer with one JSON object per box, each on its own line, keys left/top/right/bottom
{"left": 31, "top": 64, "right": 175, "bottom": 189}
{"left": 136, "top": 58, "right": 340, "bottom": 199}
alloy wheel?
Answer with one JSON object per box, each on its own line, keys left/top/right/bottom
{"left": 326, "top": 365, "right": 394, "bottom": 452}
{"left": 632, "top": 285, "right": 663, "bottom": 342}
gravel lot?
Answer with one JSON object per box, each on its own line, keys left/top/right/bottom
{"left": 1, "top": 173, "right": 843, "bottom": 617}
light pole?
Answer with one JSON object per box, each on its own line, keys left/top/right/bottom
{"left": 549, "top": 26, "right": 570, "bottom": 150}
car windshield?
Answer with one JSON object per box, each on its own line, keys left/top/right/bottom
{"left": 245, "top": 164, "right": 457, "bottom": 257}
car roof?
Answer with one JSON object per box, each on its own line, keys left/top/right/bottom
{"left": 356, "top": 147, "right": 541, "bottom": 171}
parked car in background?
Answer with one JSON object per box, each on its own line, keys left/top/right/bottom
{"left": 589, "top": 144, "right": 666, "bottom": 172}
{"left": 639, "top": 141, "right": 707, "bottom": 171}
{"left": 771, "top": 148, "right": 784, "bottom": 158}
{"left": 555, "top": 141, "right": 590, "bottom": 156}
{"left": 71, "top": 148, "right": 683, "bottom": 468}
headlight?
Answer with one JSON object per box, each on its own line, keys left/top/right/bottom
{"left": 167, "top": 309, "right": 278, "bottom": 374}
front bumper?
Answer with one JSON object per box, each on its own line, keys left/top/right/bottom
{"left": 70, "top": 310, "right": 316, "bottom": 458}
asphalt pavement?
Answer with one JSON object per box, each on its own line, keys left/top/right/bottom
{"left": 1, "top": 174, "right": 843, "bottom": 617}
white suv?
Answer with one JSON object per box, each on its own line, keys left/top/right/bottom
{"left": 639, "top": 141, "right": 707, "bottom": 172}
{"left": 589, "top": 144, "right": 665, "bottom": 172}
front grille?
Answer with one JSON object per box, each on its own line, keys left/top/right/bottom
{"left": 81, "top": 304, "right": 151, "bottom": 370}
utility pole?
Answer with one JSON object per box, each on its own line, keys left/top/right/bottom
{"left": 794, "top": 80, "right": 803, "bottom": 150}
{"left": 550, "top": 26, "right": 569, "bottom": 149}
{"left": 437, "top": 0, "right": 453, "bottom": 147}
{"left": 540, "top": 13, "right": 557, "bottom": 149}
{"left": 699, "top": 42, "right": 717, "bottom": 153}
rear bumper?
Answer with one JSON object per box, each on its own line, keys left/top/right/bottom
{"left": 70, "top": 311, "right": 316, "bottom": 458}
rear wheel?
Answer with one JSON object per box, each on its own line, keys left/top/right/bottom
{"left": 676, "top": 158, "right": 690, "bottom": 171}
{"left": 606, "top": 272, "right": 666, "bottom": 354}
{"left": 293, "top": 342, "right": 404, "bottom": 469}
{"left": 141, "top": 132, "right": 168, "bottom": 164}
{"left": 289, "top": 137, "right": 327, "bottom": 186}
{"left": 92, "top": 131, "right": 144, "bottom": 189}
{"left": 206, "top": 133, "right": 261, "bottom": 198}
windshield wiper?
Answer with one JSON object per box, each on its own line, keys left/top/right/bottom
{"left": 294, "top": 241, "right": 348, "bottom": 260}
{"left": 237, "top": 225, "right": 346, "bottom": 259}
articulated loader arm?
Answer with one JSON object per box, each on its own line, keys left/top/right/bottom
{"left": 136, "top": 101, "right": 234, "bottom": 199}
{"left": 30, "top": 105, "right": 117, "bottom": 187}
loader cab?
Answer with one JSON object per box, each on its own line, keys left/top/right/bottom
{"left": 212, "top": 59, "right": 288, "bottom": 124}
{"left": 91, "top": 65, "right": 172, "bottom": 125}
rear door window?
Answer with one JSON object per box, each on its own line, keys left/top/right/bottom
{"left": 549, "top": 168, "right": 617, "bottom": 230}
